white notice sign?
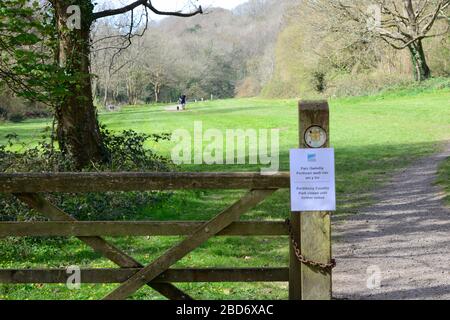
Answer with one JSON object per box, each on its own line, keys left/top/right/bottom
{"left": 290, "top": 148, "right": 336, "bottom": 212}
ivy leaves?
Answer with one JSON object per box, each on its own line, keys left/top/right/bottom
{"left": 0, "top": 0, "right": 68, "bottom": 105}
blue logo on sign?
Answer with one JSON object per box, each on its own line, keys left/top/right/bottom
{"left": 307, "top": 153, "right": 317, "bottom": 162}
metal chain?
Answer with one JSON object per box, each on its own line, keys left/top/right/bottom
{"left": 285, "top": 219, "right": 336, "bottom": 272}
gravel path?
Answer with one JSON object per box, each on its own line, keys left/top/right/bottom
{"left": 333, "top": 143, "right": 450, "bottom": 300}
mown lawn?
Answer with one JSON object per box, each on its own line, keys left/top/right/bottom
{"left": 0, "top": 88, "right": 449, "bottom": 300}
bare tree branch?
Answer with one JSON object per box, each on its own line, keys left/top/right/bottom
{"left": 93, "top": 0, "right": 203, "bottom": 20}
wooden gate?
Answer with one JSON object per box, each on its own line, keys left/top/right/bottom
{"left": 0, "top": 101, "right": 333, "bottom": 300}
{"left": 0, "top": 172, "right": 289, "bottom": 300}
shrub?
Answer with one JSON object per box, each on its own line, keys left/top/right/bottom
{"left": 0, "top": 106, "right": 7, "bottom": 120}
{"left": 311, "top": 70, "right": 327, "bottom": 93}
{"left": 8, "top": 113, "right": 25, "bottom": 123}
{"left": 0, "top": 128, "right": 174, "bottom": 222}
{"left": 24, "top": 110, "right": 52, "bottom": 118}
{"left": 325, "top": 72, "right": 412, "bottom": 97}
{"left": 0, "top": 88, "right": 51, "bottom": 121}
{"left": 235, "top": 77, "right": 261, "bottom": 98}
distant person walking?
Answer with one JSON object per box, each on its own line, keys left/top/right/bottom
{"left": 177, "top": 95, "right": 187, "bottom": 111}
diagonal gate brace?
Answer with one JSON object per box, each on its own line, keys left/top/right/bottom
{"left": 103, "top": 189, "right": 276, "bottom": 300}
{"left": 15, "top": 193, "right": 190, "bottom": 300}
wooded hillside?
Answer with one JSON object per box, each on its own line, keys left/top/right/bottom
{"left": 90, "top": 0, "right": 449, "bottom": 105}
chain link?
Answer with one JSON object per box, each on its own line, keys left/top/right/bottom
{"left": 285, "top": 219, "right": 336, "bottom": 272}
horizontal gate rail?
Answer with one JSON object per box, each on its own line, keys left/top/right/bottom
{"left": 0, "top": 221, "right": 288, "bottom": 237}
{"left": 14, "top": 192, "right": 192, "bottom": 300}
{"left": 0, "top": 172, "right": 290, "bottom": 193}
{"left": 103, "top": 189, "right": 276, "bottom": 300}
{"left": 0, "top": 268, "right": 289, "bottom": 284}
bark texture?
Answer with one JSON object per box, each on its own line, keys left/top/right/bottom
{"left": 53, "top": 0, "right": 109, "bottom": 168}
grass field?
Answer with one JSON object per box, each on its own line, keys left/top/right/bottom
{"left": 1, "top": 87, "right": 450, "bottom": 299}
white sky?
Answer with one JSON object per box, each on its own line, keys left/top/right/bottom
{"left": 151, "top": 0, "right": 249, "bottom": 10}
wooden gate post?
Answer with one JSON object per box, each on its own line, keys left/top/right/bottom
{"left": 297, "top": 100, "right": 332, "bottom": 300}
{"left": 289, "top": 212, "right": 301, "bottom": 300}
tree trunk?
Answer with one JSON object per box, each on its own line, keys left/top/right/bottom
{"left": 103, "top": 72, "right": 110, "bottom": 106}
{"left": 154, "top": 83, "right": 159, "bottom": 103}
{"left": 408, "top": 40, "right": 431, "bottom": 82}
{"left": 53, "top": 0, "right": 109, "bottom": 168}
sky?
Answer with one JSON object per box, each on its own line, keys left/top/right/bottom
{"left": 150, "top": 0, "right": 249, "bottom": 11}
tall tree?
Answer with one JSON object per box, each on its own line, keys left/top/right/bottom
{"left": 1, "top": 0, "right": 202, "bottom": 168}
{"left": 307, "top": 0, "right": 449, "bottom": 81}
{"left": 52, "top": 0, "right": 202, "bottom": 168}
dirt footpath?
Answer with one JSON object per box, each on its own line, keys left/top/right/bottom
{"left": 333, "top": 143, "right": 450, "bottom": 300}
